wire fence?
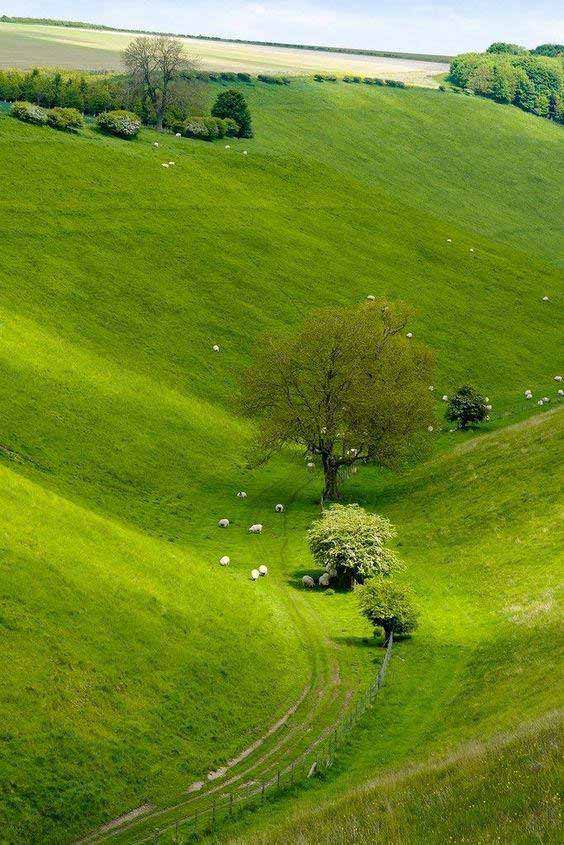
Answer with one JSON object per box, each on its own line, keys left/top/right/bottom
{"left": 141, "top": 633, "right": 394, "bottom": 844}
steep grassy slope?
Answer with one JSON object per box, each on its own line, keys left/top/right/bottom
{"left": 224, "top": 409, "right": 563, "bottom": 845}
{"left": 0, "top": 81, "right": 562, "bottom": 843}
{"left": 231, "top": 714, "right": 562, "bottom": 845}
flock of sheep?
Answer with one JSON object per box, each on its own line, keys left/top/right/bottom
{"left": 218, "top": 498, "right": 285, "bottom": 581}
{"left": 154, "top": 138, "right": 248, "bottom": 169}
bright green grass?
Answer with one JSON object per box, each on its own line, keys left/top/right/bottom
{"left": 229, "top": 713, "right": 563, "bottom": 844}
{"left": 0, "top": 80, "right": 562, "bottom": 843}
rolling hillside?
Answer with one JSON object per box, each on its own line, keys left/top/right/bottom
{"left": 0, "top": 79, "right": 562, "bottom": 843}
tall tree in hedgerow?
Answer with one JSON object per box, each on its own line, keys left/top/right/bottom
{"left": 358, "top": 578, "right": 419, "bottom": 642}
{"left": 446, "top": 385, "right": 488, "bottom": 430}
{"left": 241, "top": 300, "right": 435, "bottom": 500}
{"left": 212, "top": 89, "right": 253, "bottom": 138}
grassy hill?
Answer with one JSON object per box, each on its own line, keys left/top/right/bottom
{"left": 0, "top": 80, "right": 562, "bottom": 843}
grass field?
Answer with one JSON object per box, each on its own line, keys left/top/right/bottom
{"left": 0, "top": 78, "right": 562, "bottom": 843}
{"left": 0, "top": 22, "right": 449, "bottom": 84}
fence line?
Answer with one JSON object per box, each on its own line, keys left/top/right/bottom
{"left": 142, "top": 633, "right": 394, "bottom": 844}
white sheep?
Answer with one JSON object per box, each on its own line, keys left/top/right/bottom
{"left": 236, "top": 491, "right": 247, "bottom": 499}
{"left": 168, "top": 161, "right": 175, "bottom": 166}
{"left": 442, "top": 395, "right": 448, "bottom": 402}
{"left": 555, "top": 376, "right": 562, "bottom": 382}
{"left": 302, "top": 575, "right": 315, "bottom": 588}
{"left": 153, "top": 142, "right": 159, "bottom": 147}
{"left": 366, "top": 295, "right": 376, "bottom": 301}
{"left": 175, "top": 132, "right": 182, "bottom": 137}
{"left": 470, "top": 248, "right": 475, "bottom": 253}
{"left": 212, "top": 344, "right": 220, "bottom": 352}
{"left": 543, "top": 397, "right": 550, "bottom": 403}
{"left": 428, "top": 385, "right": 435, "bottom": 391}
{"left": 406, "top": 332, "right": 413, "bottom": 338}
{"left": 251, "top": 569, "right": 260, "bottom": 581}
{"left": 318, "top": 572, "right": 331, "bottom": 587}
{"left": 259, "top": 565, "right": 268, "bottom": 576}
{"left": 225, "top": 144, "right": 231, "bottom": 149}
{"left": 220, "top": 556, "right": 230, "bottom": 566}
{"left": 447, "top": 238, "right": 452, "bottom": 243}
{"left": 306, "top": 461, "right": 315, "bottom": 469}
{"left": 542, "top": 296, "right": 549, "bottom": 301}
{"left": 162, "top": 163, "right": 169, "bottom": 168}
{"left": 249, "top": 524, "right": 263, "bottom": 534}
{"left": 243, "top": 150, "right": 248, "bottom": 155}
{"left": 320, "top": 427, "right": 327, "bottom": 434}
{"left": 218, "top": 518, "right": 230, "bottom": 528}
{"left": 275, "top": 504, "right": 284, "bottom": 513}
{"left": 428, "top": 425, "right": 434, "bottom": 432}
{"left": 486, "top": 404, "right": 492, "bottom": 410}
{"left": 558, "top": 389, "right": 564, "bottom": 396}
{"left": 538, "top": 399, "right": 544, "bottom": 406}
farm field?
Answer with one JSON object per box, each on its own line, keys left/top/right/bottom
{"left": 0, "top": 22, "right": 449, "bottom": 84}
{"left": 0, "top": 77, "right": 562, "bottom": 844}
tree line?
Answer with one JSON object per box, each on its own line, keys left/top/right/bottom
{"left": 449, "top": 47, "right": 564, "bottom": 122}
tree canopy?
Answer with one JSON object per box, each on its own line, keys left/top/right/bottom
{"left": 358, "top": 578, "right": 419, "bottom": 640}
{"left": 242, "top": 301, "right": 435, "bottom": 499}
{"left": 211, "top": 89, "right": 253, "bottom": 138}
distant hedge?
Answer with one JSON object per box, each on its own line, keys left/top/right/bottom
{"left": 11, "top": 100, "right": 48, "bottom": 125}
{"left": 47, "top": 107, "right": 84, "bottom": 132}
{"left": 97, "top": 110, "right": 141, "bottom": 138}
{"left": 179, "top": 115, "right": 238, "bottom": 141}
{"left": 450, "top": 52, "right": 564, "bottom": 122}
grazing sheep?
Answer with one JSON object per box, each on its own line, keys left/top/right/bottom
{"left": 218, "top": 518, "right": 230, "bottom": 528}
{"left": 275, "top": 504, "right": 284, "bottom": 513}
{"left": 243, "top": 150, "right": 248, "bottom": 155}
{"left": 428, "top": 385, "right": 435, "bottom": 391}
{"left": 558, "top": 389, "right": 564, "bottom": 396}
{"left": 538, "top": 400, "right": 544, "bottom": 406}
{"left": 428, "top": 425, "right": 434, "bottom": 432}
{"left": 306, "top": 462, "right": 315, "bottom": 469}
{"left": 442, "top": 394, "right": 448, "bottom": 401}
{"left": 212, "top": 344, "right": 220, "bottom": 352}
{"left": 259, "top": 565, "right": 268, "bottom": 576}
{"left": 447, "top": 238, "right": 452, "bottom": 243}
{"left": 251, "top": 569, "right": 260, "bottom": 581}
{"left": 249, "top": 524, "right": 263, "bottom": 534}
{"left": 302, "top": 575, "right": 315, "bottom": 588}
{"left": 320, "top": 427, "right": 327, "bottom": 434}
{"left": 406, "top": 332, "right": 413, "bottom": 338}
{"left": 220, "top": 556, "right": 230, "bottom": 566}
{"left": 366, "top": 295, "right": 376, "bottom": 301}
{"left": 318, "top": 572, "right": 331, "bottom": 587}
{"left": 153, "top": 142, "right": 159, "bottom": 147}
{"left": 525, "top": 394, "right": 532, "bottom": 399}
{"left": 236, "top": 491, "right": 247, "bottom": 499}
{"left": 542, "top": 296, "right": 549, "bottom": 301}
{"left": 543, "top": 397, "right": 550, "bottom": 402}
{"left": 225, "top": 144, "right": 231, "bottom": 149}
{"left": 162, "top": 163, "right": 169, "bottom": 168}
{"left": 175, "top": 132, "right": 181, "bottom": 137}
{"left": 470, "top": 248, "right": 475, "bottom": 253}
{"left": 486, "top": 405, "right": 492, "bottom": 410}
{"left": 168, "top": 161, "right": 175, "bottom": 166}
{"left": 555, "top": 376, "right": 562, "bottom": 382}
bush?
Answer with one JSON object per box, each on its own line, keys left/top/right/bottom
{"left": 373, "top": 78, "right": 386, "bottom": 86}
{"left": 532, "top": 44, "right": 564, "bottom": 57}
{"left": 236, "top": 72, "right": 252, "bottom": 83}
{"left": 211, "top": 88, "right": 253, "bottom": 138}
{"left": 220, "top": 71, "right": 237, "bottom": 82}
{"left": 223, "top": 117, "right": 239, "bottom": 137}
{"left": 446, "top": 385, "right": 488, "bottom": 430}
{"left": 182, "top": 116, "right": 213, "bottom": 140}
{"left": 385, "top": 79, "right": 407, "bottom": 88}
{"left": 11, "top": 100, "right": 48, "bottom": 125}
{"left": 358, "top": 578, "right": 419, "bottom": 640}
{"left": 487, "top": 42, "right": 527, "bottom": 55}
{"left": 308, "top": 504, "right": 401, "bottom": 590}
{"left": 47, "top": 106, "right": 83, "bottom": 132}
{"left": 97, "top": 109, "right": 141, "bottom": 138}
{"left": 257, "top": 74, "right": 289, "bottom": 85}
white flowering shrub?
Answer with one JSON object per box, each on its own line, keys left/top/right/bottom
{"left": 308, "top": 504, "right": 402, "bottom": 590}
{"left": 11, "top": 101, "right": 48, "bottom": 126}
{"left": 97, "top": 110, "right": 141, "bottom": 139}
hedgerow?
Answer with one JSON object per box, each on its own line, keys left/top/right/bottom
{"left": 10, "top": 100, "right": 48, "bottom": 125}
{"left": 97, "top": 110, "right": 141, "bottom": 138}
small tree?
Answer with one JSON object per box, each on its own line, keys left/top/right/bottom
{"left": 211, "top": 89, "right": 253, "bottom": 138}
{"left": 358, "top": 578, "right": 419, "bottom": 641}
{"left": 308, "top": 504, "right": 402, "bottom": 590}
{"left": 122, "top": 36, "right": 196, "bottom": 130}
{"left": 446, "top": 385, "right": 488, "bottom": 430}
{"left": 241, "top": 301, "right": 435, "bottom": 500}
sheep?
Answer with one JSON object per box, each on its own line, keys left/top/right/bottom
{"left": 220, "top": 556, "right": 230, "bottom": 566}
{"left": 542, "top": 296, "right": 549, "bottom": 301}
{"left": 251, "top": 569, "right": 260, "bottom": 581}
{"left": 470, "top": 248, "right": 475, "bottom": 253}
{"left": 428, "top": 425, "right": 434, "bottom": 432}
{"left": 249, "top": 524, "right": 263, "bottom": 534}
{"left": 442, "top": 394, "right": 448, "bottom": 401}
{"left": 525, "top": 393, "right": 532, "bottom": 399}
{"left": 318, "top": 572, "right": 331, "bottom": 587}
{"left": 320, "top": 426, "right": 327, "bottom": 434}
{"left": 306, "top": 462, "right": 315, "bottom": 469}
{"left": 406, "top": 332, "right": 413, "bottom": 338}
{"left": 302, "top": 575, "right": 315, "bottom": 588}
{"left": 366, "top": 295, "right": 376, "bottom": 301}
{"left": 162, "top": 163, "right": 169, "bottom": 168}
{"left": 243, "top": 150, "right": 248, "bottom": 155}
{"left": 555, "top": 376, "right": 562, "bottom": 382}
{"left": 225, "top": 144, "right": 231, "bottom": 149}
{"left": 447, "top": 238, "right": 452, "bottom": 243}
{"left": 153, "top": 142, "right": 159, "bottom": 147}
{"left": 275, "top": 504, "right": 284, "bottom": 513}
{"left": 168, "top": 161, "right": 175, "bottom": 166}
{"left": 236, "top": 491, "right": 247, "bottom": 499}
{"left": 543, "top": 397, "right": 550, "bottom": 403}
{"left": 486, "top": 404, "right": 492, "bottom": 411}
{"left": 212, "top": 344, "right": 220, "bottom": 352}
{"left": 428, "top": 385, "right": 435, "bottom": 391}
{"left": 175, "top": 132, "right": 182, "bottom": 137}
{"left": 538, "top": 399, "right": 544, "bottom": 406}
{"left": 259, "top": 565, "right": 268, "bottom": 576}
{"left": 218, "top": 518, "right": 230, "bottom": 528}
{"left": 558, "top": 389, "right": 564, "bottom": 396}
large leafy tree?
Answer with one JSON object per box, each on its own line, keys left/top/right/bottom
{"left": 122, "top": 36, "right": 195, "bottom": 130}
{"left": 212, "top": 89, "right": 253, "bottom": 138}
{"left": 358, "top": 578, "right": 419, "bottom": 641}
{"left": 446, "top": 385, "right": 488, "bottom": 430}
{"left": 242, "top": 301, "right": 435, "bottom": 500}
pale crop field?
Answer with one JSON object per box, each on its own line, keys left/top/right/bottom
{"left": 0, "top": 22, "right": 449, "bottom": 85}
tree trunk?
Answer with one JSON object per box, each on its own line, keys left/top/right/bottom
{"left": 322, "top": 457, "right": 340, "bottom": 501}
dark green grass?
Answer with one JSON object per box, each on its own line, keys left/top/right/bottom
{"left": 0, "top": 81, "right": 562, "bottom": 843}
